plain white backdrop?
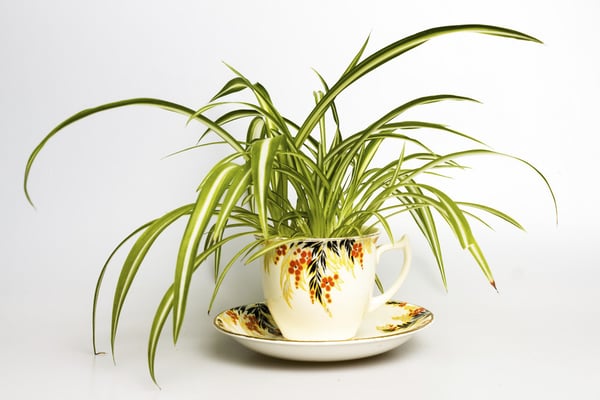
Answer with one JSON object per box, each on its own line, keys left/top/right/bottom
{"left": 1, "top": 1, "right": 599, "bottom": 399}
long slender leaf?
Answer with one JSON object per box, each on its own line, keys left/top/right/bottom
{"left": 384, "top": 120, "right": 487, "bottom": 146}
{"left": 93, "top": 220, "right": 154, "bottom": 355}
{"left": 148, "top": 228, "right": 258, "bottom": 386}
{"left": 111, "top": 204, "right": 194, "bottom": 359}
{"left": 398, "top": 184, "right": 495, "bottom": 287}
{"left": 148, "top": 286, "right": 173, "bottom": 388}
{"left": 25, "top": 98, "right": 204, "bottom": 207}
{"left": 251, "top": 136, "right": 283, "bottom": 239}
{"left": 458, "top": 201, "right": 525, "bottom": 230}
{"left": 210, "top": 166, "right": 252, "bottom": 280}
{"left": 208, "top": 238, "right": 260, "bottom": 312}
{"left": 402, "top": 183, "right": 446, "bottom": 288}
{"left": 199, "top": 109, "right": 261, "bottom": 142}
{"left": 324, "top": 94, "right": 478, "bottom": 163}
{"left": 402, "top": 148, "right": 558, "bottom": 223}
{"left": 172, "top": 162, "right": 240, "bottom": 342}
{"left": 295, "top": 24, "right": 541, "bottom": 147}
{"left": 468, "top": 241, "right": 496, "bottom": 290}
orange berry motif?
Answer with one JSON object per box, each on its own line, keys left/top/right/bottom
{"left": 319, "top": 274, "right": 340, "bottom": 303}
{"left": 274, "top": 244, "right": 288, "bottom": 264}
{"left": 225, "top": 310, "right": 239, "bottom": 324}
{"left": 320, "top": 276, "right": 335, "bottom": 290}
{"left": 409, "top": 306, "right": 426, "bottom": 317}
{"left": 244, "top": 315, "right": 260, "bottom": 333}
{"left": 351, "top": 242, "right": 364, "bottom": 268}
{"left": 287, "top": 248, "right": 313, "bottom": 288}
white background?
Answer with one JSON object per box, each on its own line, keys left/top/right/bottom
{"left": 1, "top": 1, "right": 599, "bottom": 399}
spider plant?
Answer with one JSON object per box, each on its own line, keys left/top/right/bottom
{"left": 24, "top": 24, "right": 557, "bottom": 384}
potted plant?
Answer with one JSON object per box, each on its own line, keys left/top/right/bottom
{"left": 24, "top": 24, "right": 557, "bottom": 384}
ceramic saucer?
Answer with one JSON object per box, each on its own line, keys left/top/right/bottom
{"left": 213, "top": 301, "right": 433, "bottom": 362}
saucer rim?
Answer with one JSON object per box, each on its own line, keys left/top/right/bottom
{"left": 212, "top": 301, "right": 434, "bottom": 345}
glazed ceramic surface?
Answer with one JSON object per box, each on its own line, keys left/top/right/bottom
{"left": 213, "top": 301, "right": 433, "bottom": 362}
{"left": 262, "top": 234, "right": 411, "bottom": 340}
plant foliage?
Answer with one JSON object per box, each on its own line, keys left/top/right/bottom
{"left": 24, "top": 25, "right": 557, "bottom": 384}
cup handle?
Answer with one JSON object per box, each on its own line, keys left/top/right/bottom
{"left": 367, "top": 235, "right": 412, "bottom": 313}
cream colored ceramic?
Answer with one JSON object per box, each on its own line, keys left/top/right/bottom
{"left": 213, "top": 301, "right": 433, "bottom": 362}
{"left": 262, "top": 234, "right": 411, "bottom": 340}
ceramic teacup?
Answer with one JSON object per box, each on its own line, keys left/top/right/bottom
{"left": 262, "top": 233, "right": 411, "bottom": 341}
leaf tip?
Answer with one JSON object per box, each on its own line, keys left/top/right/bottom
{"left": 172, "top": 328, "right": 180, "bottom": 346}
{"left": 490, "top": 280, "right": 499, "bottom": 293}
{"left": 24, "top": 185, "right": 37, "bottom": 210}
{"left": 150, "top": 374, "right": 162, "bottom": 390}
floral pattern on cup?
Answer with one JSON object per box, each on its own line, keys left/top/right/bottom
{"left": 266, "top": 237, "right": 375, "bottom": 316}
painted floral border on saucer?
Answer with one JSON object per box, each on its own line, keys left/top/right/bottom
{"left": 213, "top": 301, "right": 433, "bottom": 362}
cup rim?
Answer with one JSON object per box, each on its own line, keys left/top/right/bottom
{"left": 261, "top": 231, "right": 380, "bottom": 243}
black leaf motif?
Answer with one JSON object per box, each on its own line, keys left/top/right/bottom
{"left": 308, "top": 256, "right": 323, "bottom": 305}
{"left": 326, "top": 240, "right": 339, "bottom": 256}
{"left": 234, "top": 304, "right": 281, "bottom": 335}
{"left": 306, "top": 242, "right": 327, "bottom": 306}
{"left": 341, "top": 239, "right": 355, "bottom": 260}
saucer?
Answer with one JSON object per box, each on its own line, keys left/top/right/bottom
{"left": 213, "top": 301, "right": 433, "bottom": 362}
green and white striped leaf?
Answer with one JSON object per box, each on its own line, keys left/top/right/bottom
{"left": 251, "top": 135, "right": 284, "bottom": 239}
{"left": 295, "top": 24, "right": 541, "bottom": 147}
{"left": 111, "top": 204, "right": 194, "bottom": 358}
{"left": 209, "top": 76, "right": 248, "bottom": 102}
{"left": 172, "top": 162, "right": 241, "bottom": 342}
{"left": 24, "top": 98, "right": 206, "bottom": 207}
{"left": 93, "top": 220, "right": 154, "bottom": 355}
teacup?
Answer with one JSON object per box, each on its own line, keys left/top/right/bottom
{"left": 262, "top": 233, "right": 411, "bottom": 340}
